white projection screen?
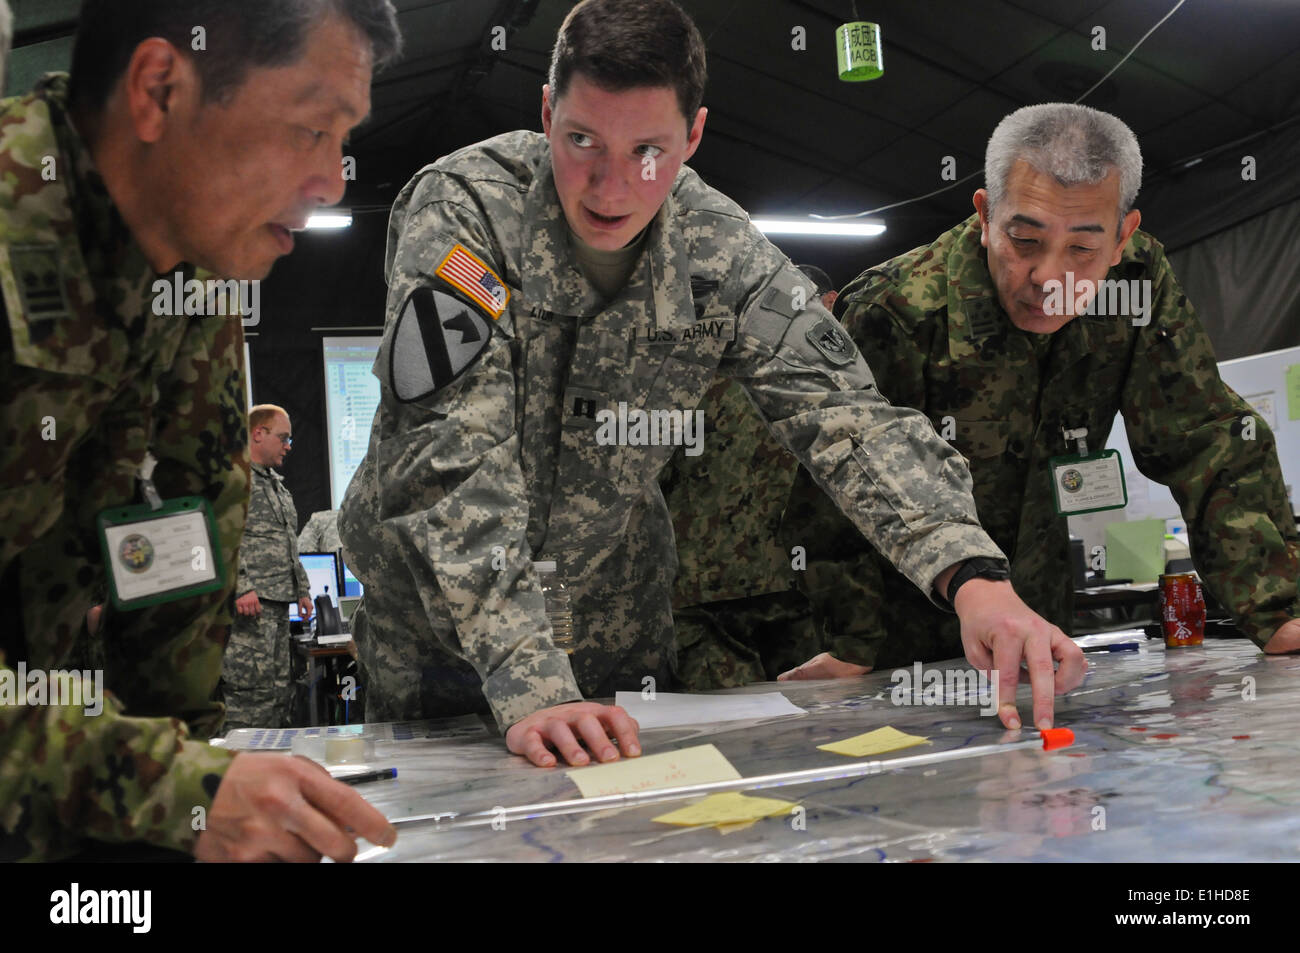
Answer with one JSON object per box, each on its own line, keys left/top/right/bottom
{"left": 322, "top": 336, "right": 382, "bottom": 509}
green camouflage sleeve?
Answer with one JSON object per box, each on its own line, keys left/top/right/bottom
{"left": 102, "top": 313, "right": 250, "bottom": 740}
{"left": 348, "top": 185, "right": 580, "bottom": 730}
{"left": 722, "top": 239, "right": 1003, "bottom": 608}
{"left": 780, "top": 270, "right": 939, "bottom": 667}
{"left": 1123, "top": 248, "right": 1300, "bottom": 646}
{"left": 0, "top": 650, "right": 236, "bottom": 861}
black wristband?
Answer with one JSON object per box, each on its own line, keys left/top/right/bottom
{"left": 941, "top": 557, "right": 1011, "bottom": 609}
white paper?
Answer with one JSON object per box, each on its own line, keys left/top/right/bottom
{"left": 1244, "top": 392, "right": 1277, "bottom": 430}
{"left": 614, "top": 691, "right": 806, "bottom": 730}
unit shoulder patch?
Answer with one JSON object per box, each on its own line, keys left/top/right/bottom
{"left": 389, "top": 285, "right": 494, "bottom": 403}
{"left": 806, "top": 315, "right": 857, "bottom": 366}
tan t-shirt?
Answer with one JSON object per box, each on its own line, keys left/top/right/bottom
{"left": 568, "top": 226, "right": 648, "bottom": 301}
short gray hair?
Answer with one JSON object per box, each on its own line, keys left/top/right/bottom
{"left": 984, "top": 103, "right": 1143, "bottom": 222}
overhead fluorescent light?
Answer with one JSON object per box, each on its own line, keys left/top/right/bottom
{"left": 752, "top": 218, "right": 885, "bottom": 238}
{"left": 305, "top": 210, "right": 353, "bottom": 230}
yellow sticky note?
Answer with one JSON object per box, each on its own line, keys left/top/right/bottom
{"left": 716, "top": 820, "right": 759, "bottom": 835}
{"left": 566, "top": 743, "right": 740, "bottom": 798}
{"left": 817, "top": 725, "right": 930, "bottom": 757}
{"left": 652, "top": 792, "right": 797, "bottom": 827}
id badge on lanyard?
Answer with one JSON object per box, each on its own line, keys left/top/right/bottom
{"left": 96, "top": 452, "right": 224, "bottom": 610}
{"left": 1049, "top": 426, "right": 1128, "bottom": 516}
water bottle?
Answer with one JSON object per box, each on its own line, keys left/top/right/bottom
{"left": 534, "top": 561, "right": 574, "bottom": 653}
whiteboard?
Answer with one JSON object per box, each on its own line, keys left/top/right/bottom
{"left": 1105, "top": 345, "right": 1300, "bottom": 520}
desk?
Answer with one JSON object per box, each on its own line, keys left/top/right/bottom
{"left": 348, "top": 640, "right": 1300, "bottom": 862}
{"left": 1074, "top": 582, "right": 1240, "bottom": 639}
{"left": 1074, "top": 582, "right": 1158, "bottom": 613}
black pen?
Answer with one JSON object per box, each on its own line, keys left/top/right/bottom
{"left": 338, "top": 767, "right": 398, "bottom": 785}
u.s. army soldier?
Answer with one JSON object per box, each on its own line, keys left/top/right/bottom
{"left": 299, "top": 508, "right": 343, "bottom": 555}
{"left": 221, "top": 404, "right": 314, "bottom": 730}
{"left": 1, "top": 0, "right": 400, "bottom": 862}
{"left": 341, "top": 0, "right": 1085, "bottom": 770}
{"left": 784, "top": 103, "right": 1300, "bottom": 673}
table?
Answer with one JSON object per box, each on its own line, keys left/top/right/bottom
{"left": 1073, "top": 582, "right": 1241, "bottom": 639}
{"left": 348, "top": 640, "right": 1300, "bottom": 862}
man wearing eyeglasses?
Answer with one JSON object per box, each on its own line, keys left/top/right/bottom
{"left": 221, "top": 404, "right": 313, "bottom": 730}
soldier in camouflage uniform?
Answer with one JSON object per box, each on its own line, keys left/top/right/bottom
{"left": 785, "top": 103, "right": 1300, "bottom": 671}
{"left": 299, "top": 509, "right": 343, "bottom": 554}
{"left": 660, "top": 263, "right": 842, "bottom": 686}
{"left": 662, "top": 265, "right": 840, "bottom": 691}
{"left": 661, "top": 378, "right": 818, "bottom": 690}
{"left": 221, "top": 405, "right": 314, "bottom": 730}
{"left": 0, "top": 0, "right": 400, "bottom": 862}
{"left": 340, "top": 0, "right": 1084, "bottom": 770}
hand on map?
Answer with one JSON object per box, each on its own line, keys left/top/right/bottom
{"left": 506, "top": 701, "right": 641, "bottom": 767}
{"left": 778, "top": 652, "right": 871, "bottom": 680}
{"left": 949, "top": 577, "right": 1086, "bottom": 730}
{"left": 195, "top": 753, "right": 396, "bottom": 862}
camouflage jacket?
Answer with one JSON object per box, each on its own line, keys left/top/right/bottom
{"left": 298, "top": 509, "right": 342, "bottom": 554}
{"left": 339, "top": 131, "right": 1004, "bottom": 731}
{"left": 786, "top": 214, "right": 1299, "bottom": 666}
{"left": 659, "top": 378, "right": 801, "bottom": 607}
{"left": 0, "top": 76, "right": 246, "bottom": 860}
{"left": 237, "top": 463, "right": 309, "bottom": 602}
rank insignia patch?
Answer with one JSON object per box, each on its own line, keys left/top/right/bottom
{"left": 10, "top": 244, "right": 71, "bottom": 321}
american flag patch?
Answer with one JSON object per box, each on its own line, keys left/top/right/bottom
{"left": 435, "top": 244, "right": 510, "bottom": 318}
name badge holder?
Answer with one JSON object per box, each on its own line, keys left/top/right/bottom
{"left": 1049, "top": 427, "right": 1128, "bottom": 516}
{"left": 96, "top": 453, "right": 224, "bottom": 610}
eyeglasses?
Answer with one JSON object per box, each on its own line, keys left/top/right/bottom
{"left": 262, "top": 428, "right": 293, "bottom": 448}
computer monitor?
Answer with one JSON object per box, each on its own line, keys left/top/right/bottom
{"left": 290, "top": 552, "right": 342, "bottom": 622}
{"left": 340, "top": 554, "right": 364, "bottom": 598}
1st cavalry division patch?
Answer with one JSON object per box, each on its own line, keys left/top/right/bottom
{"left": 390, "top": 286, "right": 494, "bottom": 402}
